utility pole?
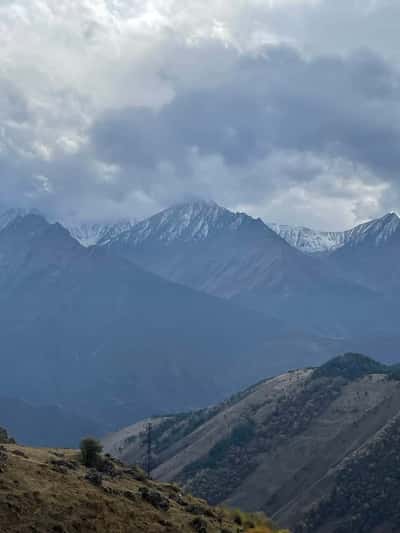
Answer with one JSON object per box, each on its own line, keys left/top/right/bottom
{"left": 145, "top": 422, "right": 152, "bottom": 478}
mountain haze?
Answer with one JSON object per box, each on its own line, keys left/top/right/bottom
{"left": 1, "top": 204, "right": 400, "bottom": 444}
{"left": 0, "top": 396, "right": 102, "bottom": 448}
{"left": 0, "top": 212, "right": 343, "bottom": 442}
{"left": 328, "top": 212, "right": 400, "bottom": 294}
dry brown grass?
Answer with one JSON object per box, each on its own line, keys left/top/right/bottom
{"left": 0, "top": 443, "right": 260, "bottom": 533}
{"left": 220, "top": 507, "right": 289, "bottom": 533}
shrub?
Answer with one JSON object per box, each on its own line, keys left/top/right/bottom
{"left": 312, "top": 353, "right": 387, "bottom": 382}
{"left": 0, "top": 427, "right": 15, "bottom": 444}
{"left": 224, "top": 508, "right": 279, "bottom": 531}
{"left": 80, "top": 437, "right": 103, "bottom": 468}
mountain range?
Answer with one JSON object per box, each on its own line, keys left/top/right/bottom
{"left": 0, "top": 202, "right": 400, "bottom": 446}
{"left": 267, "top": 223, "right": 347, "bottom": 254}
{"left": 1, "top": 203, "right": 398, "bottom": 255}
{"left": 104, "top": 353, "right": 400, "bottom": 533}
{"left": 329, "top": 212, "right": 400, "bottom": 294}
{"left": 100, "top": 201, "right": 398, "bottom": 338}
{"left": 269, "top": 211, "right": 400, "bottom": 254}
{"left": 0, "top": 211, "right": 346, "bottom": 444}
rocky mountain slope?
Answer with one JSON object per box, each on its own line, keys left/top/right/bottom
{"left": 0, "top": 437, "right": 286, "bottom": 533}
{"left": 267, "top": 224, "right": 346, "bottom": 254}
{"left": 101, "top": 200, "right": 301, "bottom": 299}
{"left": 68, "top": 220, "right": 136, "bottom": 247}
{"left": 104, "top": 354, "right": 400, "bottom": 532}
{"left": 328, "top": 212, "right": 400, "bottom": 294}
{"left": 268, "top": 212, "right": 400, "bottom": 255}
{"left": 102, "top": 200, "right": 395, "bottom": 337}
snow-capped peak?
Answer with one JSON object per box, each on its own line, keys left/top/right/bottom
{"left": 112, "top": 200, "right": 259, "bottom": 247}
{"left": 269, "top": 212, "right": 400, "bottom": 253}
{"left": 344, "top": 211, "right": 400, "bottom": 248}
{"left": 0, "top": 208, "right": 137, "bottom": 247}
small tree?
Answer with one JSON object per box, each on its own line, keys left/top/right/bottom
{"left": 80, "top": 437, "right": 103, "bottom": 468}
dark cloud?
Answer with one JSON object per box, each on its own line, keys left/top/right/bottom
{"left": 91, "top": 46, "right": 400, "bottom": 181}
{"left": 1, "top": 0, "right": 400, "bottom": 227}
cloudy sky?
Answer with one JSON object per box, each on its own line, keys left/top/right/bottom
{"left": 1, "top": 0, "right": 400, "bottom": 229}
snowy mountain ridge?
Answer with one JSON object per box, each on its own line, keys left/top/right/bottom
{"left": 108, "top": 200, "right": 260, "bottom": 247}
{"left": 267, "top": 223, "right": 346, "bottom": 254}
{"left": 68, "top": 220, "right": 136, "bottom": 247}
{"left": 0, "top": 208, "right": 136, "bottom": 247}
{"left": 269, "top": 212, "right": 400, "bottom": 253}
{"left": 343, "top": 212, "right": 400, "bottom": 248}
{"left": 0, "top": 203, "right": 398, "bottom": 253}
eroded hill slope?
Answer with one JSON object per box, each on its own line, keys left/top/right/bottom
{"left": 104, "top": 354, "right": 400, "bottom": 532}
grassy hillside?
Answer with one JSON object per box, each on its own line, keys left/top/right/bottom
{"left": 104, "top": 354, "right": 400, "bottom": 532}
{"left": 0, "top": 438, "right": 287, "bottom": 533}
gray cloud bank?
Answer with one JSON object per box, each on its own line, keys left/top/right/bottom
{"left": 1, "top": 0, "right": 400, "bottom": 229}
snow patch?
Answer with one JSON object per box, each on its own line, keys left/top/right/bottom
{"left": 269, "top": 212, "right": 400, "bottom": 253}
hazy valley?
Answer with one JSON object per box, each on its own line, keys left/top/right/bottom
{"left": 1, "top": 202, "right": 400, "bottom": 444}
{"left": 1, "top": 203, "right": 400, "bottom": 532}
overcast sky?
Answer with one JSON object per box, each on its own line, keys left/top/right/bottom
{"left": 1, "top": 0, "right": 400, "bottom": 229}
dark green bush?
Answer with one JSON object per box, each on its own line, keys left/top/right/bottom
{"left": 312, "top": 353, "right": 387, "bottom": 382}
{"left": 80, "top": 437, "right": 103, "bottom": 468}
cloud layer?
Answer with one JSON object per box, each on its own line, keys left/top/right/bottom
{"left": 1, "top": 0, "right": 400, "bottom": 228}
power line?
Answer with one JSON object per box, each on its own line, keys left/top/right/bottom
{"left": 145, "top": 422, "right": 152, "bottom": 478}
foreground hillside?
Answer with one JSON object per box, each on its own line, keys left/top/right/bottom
{"left": 104, "top": 354, "right": 400, "bottom": 532}
{"left": 0, "top": 436, "right": 286, "bottom": 533}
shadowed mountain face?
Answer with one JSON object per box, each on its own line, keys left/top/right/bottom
{"left": 272, "top": 210, "right": 400, "bottom": 296}
{"left": 101, "top": 200, "right": 297, "bottom": 299}
{"left": 103, "top": 201, "right": 396, "bottom": 338}
{"left": 0, "top": 213, "right": 345, "bottom": 440}
{"left": 105, "top": 354, "right": 400, "bottom": 533}
{"left": 328, "top": 212, "right": 400, "bottom": 294}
